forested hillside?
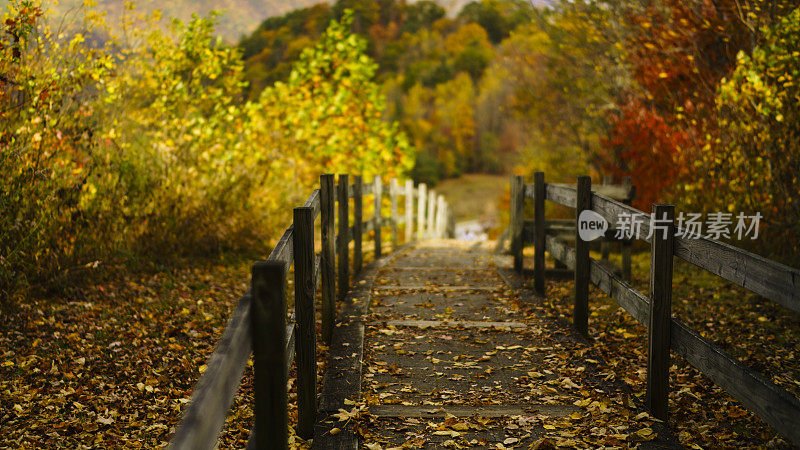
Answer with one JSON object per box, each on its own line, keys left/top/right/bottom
{"left": 47, "top": 0, "right": 484, "bottom": 43}
{"left": 239, "top": 0, "right": 800, "bottom": 264}
{"left": 2, "top": 0, "right": 799, "bottom": 299}
{"left": 1, "top": 2, "right": 411, "bottom": 299}
{"left": 50, "top": 0, "right": 330, "bottom": 42}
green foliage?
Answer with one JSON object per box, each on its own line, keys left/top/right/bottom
{"left": 239, "top": 0, "right": 536, "bottom": 185}
{"left": 711, "top": 8, "right": 800, "bottom": 260}
{"left": 254, "top": 10, "right": 414, "bottom": 201}
{"left": 0, "top": 3, "right": 413, "bottom": 300}
{"left": 1, "top": 1, "right": 115, "bottom": 295}
{"left": 458, "top": 0, "right": 533, "bottom": 44}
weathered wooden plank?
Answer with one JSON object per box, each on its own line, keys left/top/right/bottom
{"left": 381, "top": 320, "right": 527, "bottom": 329}
{"left": 545, "top": 234, "right": 650, "bottom": 326}
{"left": 671, "top": 320, "right": 800, "bottom": 445}
{"left": 347, "top": 182, "right": 373, "bottom": 198}
{"left": 320, "top": 174, "right": 336, "bottom": 344}
{"left": 647, "top": 204, "right": 674, "bottom": 422}
{"left": 589, "top": 258, "right": 650, "bottom": 326}
{"left": 427, "top": 190, "right": 436, "bottom": 239}
{"left": 446, "top": 207, "right": 455, "bottom": 238}
{"left": 528, "top": 183, "right": 633, "bottom": 202}
{"left": 268, "top": 226, "right": 294, "bottom": 267}
{"left": 436, "top": 195, "right": 446, "bottom": 238}
{"left": 374, "top": 175, "right": 382, "bottom": 258}
{"left": 315, "top": 256, "right": 391, "bottom": 450}
{"left": 246, "top": 319, "right": 296, "bottom": 450}
{"left": 533, "top": 172, "right": 546, "bottom": 295}
{"left": 251, "top": 261, "right": 288, "bottom": 450}
{"left": 544, "top": 235, "right": 576, "bottom": 269}
{"left": 674, "top": 236, "right": 800, "bottom": 314}
{"left": 368, "top": 404, "right": 579, "bottom": 418}
{"left": 510, "top": 175, "right": 524, "bottom": 272}
{"left": 313, "top": 254, "right": 321, "bottom": 291}
{"left": 574, "top": 176, "right": 591, "bottom": 337}
{"left": 405, "top": 180, "right": 414, "bottom": 243}
{"left": 621, "top": 177, "right": 634, "bottom": 281}
{"left": 600, "top": 176, "right": 612, "bottom": 261}
{"left": 337, "top": 174, "right": 349, "bottom": 301}
{"left": 169, "top": 294, "right": 253, "bottom": 450}
{"left": 592, "top": 194, "right": 651, "bottom": 242}
{"left": 390, "top": 178, "right": 398, "bottom": 249}
{"left": 303, "top": 189, "right": 321, "bottom": 219}
{"left": 417, "top": 183, "right": 427, "bottom": 240}
{"left": 293, "top": 207, "right": 316, "bottom": 439}
{"left": 353, "top": 176, "right": 363, "bottom": 274}
{"left": 545, "top": 184, "right": 577, "bottom": 208}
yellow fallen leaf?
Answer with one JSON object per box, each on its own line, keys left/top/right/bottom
{"left": 329, "top": 427, "right": 340, "bottom": 435}
{"left": 433, "top": 430, "right": 460, "bottom": 437}
{"left": 198, "top": 364, "right": 207, "bottom": 374}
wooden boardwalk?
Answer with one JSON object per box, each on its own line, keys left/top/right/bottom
{"left": 315, "top": 240, "right": 676, "bottom": 449}
{"left": 169, "top": 173, "right": 800, "bottom": 448}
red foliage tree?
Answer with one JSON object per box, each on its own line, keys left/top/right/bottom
{"left": 600, "top": 100, "right": 690, "bottom": 211}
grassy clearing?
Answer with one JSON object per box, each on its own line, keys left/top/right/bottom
{"left": 434, "top": 174, "right": 508, "bottom": 223}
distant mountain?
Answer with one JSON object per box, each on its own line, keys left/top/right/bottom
{"left": 50, "top": 0, "right": 329, "bottom": 42}
{"left": 48, "top": 0, "right": 549, "bottom": 43}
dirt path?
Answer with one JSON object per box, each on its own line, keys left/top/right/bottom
{"left": 315, "top": 240, "right": 678, "bottom": 449}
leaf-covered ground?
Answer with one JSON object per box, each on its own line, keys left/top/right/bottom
{"left": 524, "top": 248, "right": 799, "bottom": 448}
{"left": 2, "top": 242, "right": 797, "bottom": 448}
{"left": 322, "top": 242, "right": 799, "bottom": 449}
{"left": 0, "top": 257, "right": 291, "bottom": 448}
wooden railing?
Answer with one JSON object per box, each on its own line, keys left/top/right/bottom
{"left": 507, "top": 174, "right": 635, "bottom": 290}
{"left": 168, "top": 174, "right": 453, "bottom": 450}
{"left": 509, "top": 172, "right": 800, "bottom": 444}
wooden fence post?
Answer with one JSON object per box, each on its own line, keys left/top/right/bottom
{"left": 405, "top": 180, "right": 414, "bottom": 243}
{"left": 293, "top": 207, "right": 316, "bottom": 440}
{"left": 390, "top": 178, "right": 398, "bottom": 249}
{"left": 320, "top": 174, "right": 335, "bottom": 344}
{"left": 647, "top": 204, "right": 675, "bottom": 422}
{"left": 601, "top": 176, "right": 612, "bottom": 261}
{"left": 427, "top": 190, "right": 436, "bottom": 239}
{"left": 251, "top": 261, "right": 288, "bottom": 450}
{"left": 622, "top": 176, "right": 633, "bottom": 281}
{"left": 353, "top": 176, "right": 363, "bottom": 274}
{"left": 510, "top": 175, "right": 524, "bottom": 272}
{"left": 374, "top": 175, "right": 382, "bottom": 258}
{"left": 574, "top": 175, "right": 591, "bottom": 336}
{"left": 436, "top": 195, "right": 445, "bottom": 238}
{"left": 446, "top": 208, "right": 455, "bottom": 238}
{"left": 417, "top": 183, "right": 427, "bottom": 240}
{"left": 533, "top": 172, "right": 546, "bottom": 295}
{"left": 337, "top": 174, "right": 349, "bottom": 301}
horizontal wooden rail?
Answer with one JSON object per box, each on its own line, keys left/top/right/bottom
{"left": 303, "top": 189, "right": 321, "bottom": 218}
{"left": 528, "top": 183, "right": 634, "bottom": 202}
{"left": 674, "top": 236, "right": 800, "bottom": 314}
{"left": 544, "top": 183, "right": 577, "bottom": 208}
{"left": 172, "top": 173, "right": 455, "bottom": 450}
{"left": 671, "top": 320, "right": 800, "bottom": 443}
{"left": 520, "top": 172, "right": 800, "bottom": 444}
{"left": 169, "top": 294, "right": 254, "bottom": 450}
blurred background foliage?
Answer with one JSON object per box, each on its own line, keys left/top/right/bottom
{"left": 0, "top": 2, "right": 411, "bottom": 300}
{"left": 2, "top": 0, "right": 799, "bottom": 300}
